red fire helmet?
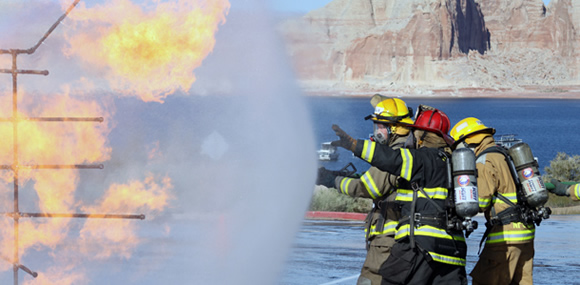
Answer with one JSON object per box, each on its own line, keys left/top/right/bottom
{"left": 411, "top": 109, "right": 455, "bottom": 146}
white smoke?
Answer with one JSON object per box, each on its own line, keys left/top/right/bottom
{"left": 161, "top": 3, "right": 317, "bottom": 283}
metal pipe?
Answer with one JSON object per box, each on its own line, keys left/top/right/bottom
{"left": 26, "top": 117, "right": 104, "bottom": 122}
{"left": 17, "top": 264, "right": 38, "bottom": 278}
{"left": 26, "top": 0, "right": 82, "bottom": 55}
{"left": 11, "top": 50, "right": 20, "bottom": 285}
{"left": 20, "top": 213, "right": 146, "bottom": 220}
{"left": 2, "top": 212, "right": 146, "bottom": 220}
{"left": 0, "top": 117, "right": 104, "bottom": 122}
{"left": 2, "top": 255, "right": 38, "bottom": 278}
{"left": 23, "top": 164, "right": 105, "bottom": 169}
{"left": 0, "top": 164, "right": 104, "bottom": 170}
{"left": 0, "top": 49, "right": 34, "bottom": 55}
{"left": 0, "top": 69, "right": 49, "bottom": 76}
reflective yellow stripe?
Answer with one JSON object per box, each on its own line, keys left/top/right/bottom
{"left": 365, "top": 221, "right": 397, "bottom": 236}
{"left": 479, "top": 197, "right": 491, "bottom": 208}
{"left": 400, "top": 149, "right": 413, "bottom": 180}
{"left": 429, "top": 252, "right": 466, "bottom": 266}
{"left": 486, "top": 227, "right": 535, "bottom": 244}
{"left": 361, "top": 140, "right": 376, "bottom": 162}
{"left": 493, "top": 192, "right": 518, "bottom": 204}
{"left": 574, "top": 184, "right": 580, "bottom": 200}
{"left": 339, "top": 177, "right": 353, "bottom": 195}
{"left": 394, "top": 188, "right": 413, "bottom": 201}
{"left": 395, "top": 188, "right": 448, "bottom": 202}
{"left": 395, "top": 225, "right": 465, "bottom": 242}
{"left": 361, "top": 172, "right": 381, "bottom": 199}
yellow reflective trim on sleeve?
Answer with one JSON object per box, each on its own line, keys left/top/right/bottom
{"left": 479, "top": 197, "right": 491, "bottom": 208}
{"left": 428, "top": 252, "right": 466, "bottom": 266}
{"left": 395, "top": 189, "right": 413, "bottom": 202}
{"left": 365, "top": 221, "right": 397, "bottom": 237}
{"left": 361, "top": 140, "right": 376, "bottom": 162}
{"left": 573, "top": 184, "right": 580, "bottom": 200}
{"left": 361, "top": 172, "right": 381, "bottom": 199}
{"left": 339, "top": 177, "right": 353, "bottom": 195}
{"left": 400, "top": 149, "right": 413, "bottom": 181}
{"left": 492, "top": 192, "right": 518, "bottom": 204}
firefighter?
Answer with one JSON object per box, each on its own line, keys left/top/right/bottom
{"left": 316, "top": 95, "right": 413, "bottom": 285}
{"left": 330, "top": 106, "right": 468, "bottom": 285}
{"left": 450, "top": 117, "right": 535, "bottom": 285}
{"left": 549, "top": 180, "right": 580, "bottom": 201}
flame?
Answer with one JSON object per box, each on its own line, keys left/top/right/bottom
{"left": 78, "top": 174, "right": 172, "bottom": 259}
{"left": 0, "top": 93, "right": 111, "bottom": 254}
{"left": 65, "top": 0, "right": 230, "bottom": 103}
{"left": 0, "top": 0, "right": 222, "bottom": 282}
{"left": 147, "top": 141, "right": 162, "bottom": 161}
{"left": 0, "top": 91, "right": 173, "bottom": 282}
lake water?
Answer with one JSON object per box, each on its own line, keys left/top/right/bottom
{"left": 308, "top": 97, "right": 580, "bottom": 173}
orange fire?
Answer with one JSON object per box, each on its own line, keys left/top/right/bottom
{"left": 0, "top": 0, "right": 229, "bottom": 282}
{"left": 79, "top": 175, "right": 172, "bottom": 259}
{"left": 0, "top": 92, "right": 173, "bottom": 274}
{"left": 64, "top": 0, "right": 230, "bottom": 103}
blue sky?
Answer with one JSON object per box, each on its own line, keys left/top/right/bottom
{"left": 271, "top": 0, "right": 552, "bottom": 13}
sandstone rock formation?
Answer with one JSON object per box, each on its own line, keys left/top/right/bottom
{"left": 279, "top": 0, "right": 580, "bottom": 95}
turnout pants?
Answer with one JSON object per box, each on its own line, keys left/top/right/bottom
{"left": 357, "top": 237, "right": 396, "bottom": 285}
{"left": 470, "top": 242, "right": 534, "bottom": 285}
{"left": 378, "top": 242, "right": 467, "bottom": 285}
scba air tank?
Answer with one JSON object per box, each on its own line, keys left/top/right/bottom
{"left": 452, "top": 148, "right": 479, "bottom": 218}
{"left": 508, "top": 142, "right": 548, "bottom": 207}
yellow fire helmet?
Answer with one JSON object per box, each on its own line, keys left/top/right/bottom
{"left": 450, "top": 117, "right": 496, "bottom": 145}
{"left": 365, "top": 94, "right": 413, "bottom": 135}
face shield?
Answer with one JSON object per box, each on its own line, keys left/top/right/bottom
{"left": 373, "top": 123, "right": 391, "bottom": 145}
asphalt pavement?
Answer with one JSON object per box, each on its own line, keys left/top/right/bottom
{"left": 280, "top": 215, "right": 580, "bottom": 285}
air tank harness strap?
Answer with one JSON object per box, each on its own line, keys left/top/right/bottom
{"left": 398, "top": 212, "right": 447, "bottom": 228}
{"left": 364, "top": 208, "right": 376, "bottom": 250}
{"left": 478, "top": 192, "right": 522, "bottom": 254}
{"left": 409, "top": 182, "right": 418, "bottom": 249}
{"left": 364, "top": 199, "right": 392, "bottom": 250}
{"left": 405, "top": 182, "right": 448, "bottom": 249}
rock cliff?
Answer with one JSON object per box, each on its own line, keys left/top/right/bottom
{"left": 279, "top": 0, "right": 580, "bottom": 95}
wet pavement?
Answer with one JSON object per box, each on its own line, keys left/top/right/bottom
{"left": 279, "top": 215, "right": 580, "bottom": 285}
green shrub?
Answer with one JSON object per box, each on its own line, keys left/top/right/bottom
{"left": 309, "top": 186, "right": 372, "bottom": 213}
{"left": 543, "top": 152, "right": 580, "bottom": 181}
{"left": 542, "top": 152, "right": 580, "bottom": 209}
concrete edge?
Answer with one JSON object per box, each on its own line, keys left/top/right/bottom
{"left": 305, "top": 211, "right": 366, "bottom": 221}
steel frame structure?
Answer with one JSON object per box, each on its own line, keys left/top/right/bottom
{"left": 0, "top": 1, "right": 144, "bottom": 284}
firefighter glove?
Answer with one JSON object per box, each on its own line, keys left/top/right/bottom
{"left": 316, "top": 167, "right": 337, "bottom": 188}
{"left": 550, "top": 179, "right": 570, "bottom": 196}
{"left": 330, "top": 124, "right": 357, "bottom": 152}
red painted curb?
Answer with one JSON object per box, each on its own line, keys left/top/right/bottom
{"left": 305, "top": 211, "right": 366, "bottom": 221}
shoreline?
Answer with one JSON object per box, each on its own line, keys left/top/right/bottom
{"left": 306, "top": 207, "right": 580, "bottom": 221}
{"left": 301, "top": 85, "right": 580, "bottom": 99}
